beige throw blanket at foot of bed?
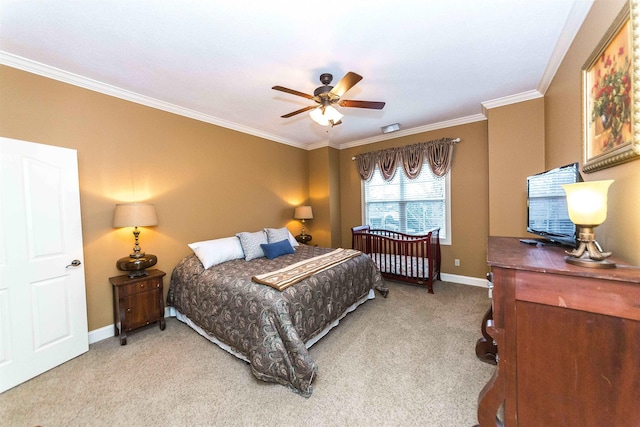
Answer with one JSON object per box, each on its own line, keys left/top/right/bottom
{"left": 252, "top": 248, "right": 362, "bottom": 291}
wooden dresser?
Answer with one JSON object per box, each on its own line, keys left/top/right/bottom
{"left": 477, "top": 237, "right": 640, "bottom": 427}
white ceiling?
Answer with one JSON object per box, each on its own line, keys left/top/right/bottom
{"left": 0, "top": 1, "right": 594, "bottom": 150}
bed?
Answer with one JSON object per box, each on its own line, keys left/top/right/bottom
{"left": 167, "top": 233, "right": 387, "bottom": 397}
{"left": 351, "top": 225, "right": 441, "bottom": 293}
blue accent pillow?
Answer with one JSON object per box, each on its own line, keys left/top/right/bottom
{"left": 260, "top": 239, "right": 295, "bottom": 259}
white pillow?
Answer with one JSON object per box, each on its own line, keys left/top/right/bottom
{"left": 265, "top": 227, "right": 300, "bottom": 247}
{"left": 236, "top": 230, "right": 269, "bottom": 261}
{"left": 188, "top": 237, "right": 245, "bottom": 269}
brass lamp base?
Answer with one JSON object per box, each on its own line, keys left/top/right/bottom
{"left": 116, "top": 254, "right": 158, "bottom": 278}
{"left": 564, "top": 226, "right": 615, "bottom": 269}
{"left": 564, "top": 255, "right": 616, "bottom": 269}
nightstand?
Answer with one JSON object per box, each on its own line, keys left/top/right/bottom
{"left": 110, "top": 269, "right": 166, "bottom": 345}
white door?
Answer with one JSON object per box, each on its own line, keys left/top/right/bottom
{"left": 0, "top": 137, "right": 88, "bottom": 393}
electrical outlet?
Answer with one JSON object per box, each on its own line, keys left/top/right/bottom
{"left": 454, "top": 258, "right": 460, "bottom": 267}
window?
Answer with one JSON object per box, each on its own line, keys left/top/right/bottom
{"left": 363, "top": 164, "right": 451, "bottom": 244}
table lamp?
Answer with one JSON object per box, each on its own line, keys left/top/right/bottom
{"left": 113, "top": 203, "right": 159, "bottom": 277}
{"left": 294, "top": 205, "right": 313, "bottom": 244}
{"left": 562, "top": 180, "right": 615, "bottom": 269}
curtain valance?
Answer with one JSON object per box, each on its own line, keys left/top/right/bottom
{"left": 354, "top": 137, "right": 458, "bottom": 181}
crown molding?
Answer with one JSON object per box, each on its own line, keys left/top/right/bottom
{"left": 306, "top": 139, "right": 332, "bottom": 151}
{"left": 1, "top": 52, "right": 489, "bottom": 152}
{"left": 337, "top": 114, "right": 487, "bottom": 150}
{"left": 480, "top": 89, "right": 544, "bottom": 116}
{"left": 3, "top": 0, "right": 592, "bottom": 155}
{"left": 0, "top": 51, "right": 308, "bottom": 150}
{"left": 537, "top": 0, "right": 594, "bottom": 94}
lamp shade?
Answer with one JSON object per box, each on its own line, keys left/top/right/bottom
{"left": 562, "top": 180, "right": 613, "bottom": 226}
{"left": 309, "top": 105, "right": 343, "bottom": 126}
{"left": 113, "top": 203, "right": 158, "bottom": 228}
{"left": 294, "top": 206, "right": 313, "bottom": 220}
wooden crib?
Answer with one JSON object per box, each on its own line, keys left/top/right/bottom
{"left": 351, "top": 225, "right": 441, "bottom": 293}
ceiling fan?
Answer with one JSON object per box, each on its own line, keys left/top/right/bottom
{"left": 272, "top": 72, "right": 385, "bottom": 127}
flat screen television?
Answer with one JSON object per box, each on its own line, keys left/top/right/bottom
{"left": 526, "top": 162, "right": 582, "bottom": 247}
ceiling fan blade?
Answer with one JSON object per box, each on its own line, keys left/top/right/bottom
{"left": 281, "top": 105, "right": 316, "bottom": 118}
{"left": 338, "top": 100, "right": 386, "bottom": 109}
{"left": 329, "top": 72, "right": 363, "bottom": 98}
{"left": 272, "top": 85, "right": 314, "bottom": 100}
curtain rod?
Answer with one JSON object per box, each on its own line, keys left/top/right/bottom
{"left": 351, "top": 137, "right": 461, "bottom": 160}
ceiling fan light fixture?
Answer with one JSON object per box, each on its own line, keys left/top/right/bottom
{"left": 309, "top": 105, "right": 344, "bottom": 126}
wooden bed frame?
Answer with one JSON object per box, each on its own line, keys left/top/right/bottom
{"left": 351, "top": 225, "right": 441, "bottom": 293}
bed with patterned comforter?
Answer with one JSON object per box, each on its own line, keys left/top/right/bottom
{"left": 167, "top": 244, "right": 387, "bottom": 397}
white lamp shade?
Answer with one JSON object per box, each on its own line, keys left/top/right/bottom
{"left": 562, "top": 180, "right": 613, "bottom": 225}
{"left": 309, "top": 105, "right": 343, "bottom": 126}
{"left": 113, "top": 203, "right": 158, "bottom": 228}
{"left": 294, "top": 206, "right": 313, "bottom": 220}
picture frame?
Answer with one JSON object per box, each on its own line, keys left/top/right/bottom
{"left": 582, "top": 0, "right": 640, "bottom": 173}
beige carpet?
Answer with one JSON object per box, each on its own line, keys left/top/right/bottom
{"left": 0, "top": 280, "right": 494, "bottom": 426}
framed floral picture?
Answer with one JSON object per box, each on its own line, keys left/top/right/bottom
{"left": 582, "top": 1, "right": 640, "bottom": 173}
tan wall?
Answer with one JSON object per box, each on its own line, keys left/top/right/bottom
{"left": 339, "top": 121, "right": 490, "bottom": 279}
{"left": 545, "top": 0, "right": 640, "bottom": 265}
{"left": 328, "top": 147, "right": 342, "bottom": 248}
{"left": 0, "top": 65, "right": 309, "bottom": 330}
{"left": 308, "top": 146, "right": 342, "bottom": 248}
{"left": 487, "top": 98, "right": 545, "bottom": 237}
{"left": 308, "top": 148, "right": 329, "bottom": 247}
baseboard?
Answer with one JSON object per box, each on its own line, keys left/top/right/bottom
{"left": 440, "top": 273, "right": 488, "bottom": 288}
{"left": 88, "top": 324, "right": 114, "bottom": 344}
{"left": 88, "top": 307, "right": 175, "bottom": 344}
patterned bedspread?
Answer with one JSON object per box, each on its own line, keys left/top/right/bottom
{"left": 167, "top": 244, "right": 387, "bottom": 397}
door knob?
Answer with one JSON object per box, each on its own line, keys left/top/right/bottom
{"left": 66, "top": 259, "right": 82, "bottom": 268}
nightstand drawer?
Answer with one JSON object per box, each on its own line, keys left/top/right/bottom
{"left": 119, "top": 277, "right": 162, "bottom": 296}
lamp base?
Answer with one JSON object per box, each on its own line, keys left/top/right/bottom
{"left": 295, "top": 234, "right": 312, "bottom": 244}
{"left": 564, "top": 255, "right": 616, "bottom": 269}
{"left": 116, "top": 254, "right": 158, "bottom": 278}
{"left": 564, "top": 228, "right": 615, "bottom": 269}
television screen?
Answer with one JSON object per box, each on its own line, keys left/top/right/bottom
{"left": 526, "top": 162, "right": 582, "bottom": 247}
